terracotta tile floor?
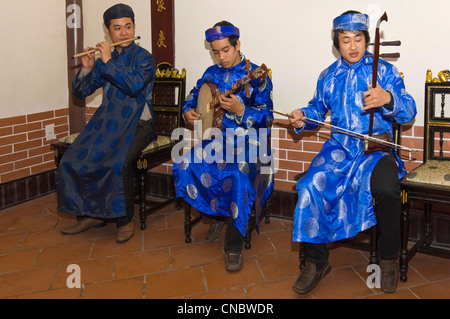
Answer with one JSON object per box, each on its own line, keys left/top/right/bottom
{"left": 1, "top": 193, "right": 449, "bottom": 299}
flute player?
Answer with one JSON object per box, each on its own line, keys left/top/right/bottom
{"left": 57, "top": 3, "right": 156, "bottom": 243}
{"left": 289, "top": 10, "right": 416, "bottom": 294}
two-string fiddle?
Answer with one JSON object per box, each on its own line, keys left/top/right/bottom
{"left": 272, "top": 12, "right": 417, "bottom": 154}
{"left": 364, "top": 12, "right": 401, "bottom": 154}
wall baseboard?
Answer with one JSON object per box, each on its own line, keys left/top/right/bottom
{"left": 0, "top": 169, "right": 57, "bottom": 210}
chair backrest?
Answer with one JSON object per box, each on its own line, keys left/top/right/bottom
{"left": 424, "top": 83, "right": 450, "bottom": 162}
{"left": 152, "top": 62, "right": 186, "bottom": 135}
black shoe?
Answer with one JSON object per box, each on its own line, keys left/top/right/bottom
{"left": 292, "top": 261, "right": 331, "bottom": 294}
{"left": 204, "top": 220, "right": 225, "bottom": 243}
{"left": 225, "top": 251, "right": 243, "bottom": 272}
{"left": 380, "top": 259, "right": 399, "bottom": 293}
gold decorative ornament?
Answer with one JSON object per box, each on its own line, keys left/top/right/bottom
{"left": 426, "top": 69, "right": 433, "bottom": 83}
{"left": 156, "top": 0, "right": 166, "bottom": 12}
{"left": 157, "top": 30, "right": 167, "bottom": 48}
{"left": 438, "top": 70, "right": 450, "bottom": 82}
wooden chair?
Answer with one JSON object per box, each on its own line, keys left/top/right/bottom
{"left": 183, "top": 179, "right": 272, "bottom": 249}
{"left": 294, "top": 122, "right": 403, "bottom": 269}
{"left": 399, "top": 82, "right": 450, "bottom": 282}
{"left": 51, "top": 63, "right": 186, "bottom": 230}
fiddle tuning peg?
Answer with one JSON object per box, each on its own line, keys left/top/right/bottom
{"left": 365, "top": 53, "right": 400, "bottom": 59}
{"left": 368, "top": 41, "right": 401, "bottom": 46}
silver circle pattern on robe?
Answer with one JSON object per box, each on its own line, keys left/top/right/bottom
{"left": 201, "top": 172, "right": 212, "bottom": 188}
{"left": 223, "top": 178, "right": 232, "bottom": 192}
{"left": 305, "top": 217, "right": 319, "bottom": 238}
{"left": 217, "top": 160, "right": 227, "bottom": 171}
{"left": 331, "top": 149, "right": 346, "bottom": 162}
{"left": 313, "top": 172, "right": 326, "bottom": 192}
{"left": 230, "top": 202, "right": 238, "bottom": 219}
{"left": 238, "top": 161, "right": 249, "bottom": 175}
{"left": 187, "top": 184, "right": 198, "bottom": 199}
{"left": 210, "top": 198, "right": 219, "bottom": 212}
{"left": 298, "top": 188, "right": 311, "bottom": 209}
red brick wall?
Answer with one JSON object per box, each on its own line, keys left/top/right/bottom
{"left": 0, "top": 110, "right": 425, "bottom": 191}
{"left": 0, "top": 109, "right": 69, "bottom": 183}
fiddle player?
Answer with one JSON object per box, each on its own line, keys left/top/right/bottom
{"left": 173, "top": 21, "right": 273, "bottom": 272}
{"left": 57, "top": 3, "right": 156, "bottom": 243}
{"left": 289, "top": 10, "right": 416, "bottom": 293}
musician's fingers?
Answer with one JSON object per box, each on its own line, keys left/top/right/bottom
{"left": 218, "top": 95, "right": 231, "bottom": 110}
{"left": 290, "top": 109, "right": 304, "bottom": 121}
{"left": 190, "top": 110, "right": 201, "bottom": 118}
{"left": 96, "top": 41, "right": 109, "bottom": 48}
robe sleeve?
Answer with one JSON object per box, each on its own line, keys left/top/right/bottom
{"left": 294, "top": 69, "right": 330, "bottom": 134}
{"left": 378, "top": 64, "right": 417, "bottom": 124}
{"left": 72, "top": 60, "right": 105, "bottom": 99}
{"left": 235, "top": 75, "right": 273, "bottom": 129}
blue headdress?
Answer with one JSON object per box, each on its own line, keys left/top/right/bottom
{"left": 205, "top": 25, "right": 240, "bottom": 42}
{"left": 333, "top": 13, "right": 370, "bottom": 31}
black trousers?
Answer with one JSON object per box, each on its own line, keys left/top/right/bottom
{"left": 304, "top": 153, "right": 401, "bottom": 266}
{"left": 116, "top": 119, "right": 156, "bottom": 227}
{"left": 77, "top": 119, "right": 156, "bottom": 226}
{"left": 224, "top": 217, "right": 244, "bottom": 252}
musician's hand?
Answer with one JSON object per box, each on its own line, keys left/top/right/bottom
{"left": 81, "top": 47, "right": 96, "bottom": 72}
{"left": 183, "top": 109, "right": 202, "bottom": 125}
{"left": 96, "top": 41, "right": 112, "bottom": 64}
{"left": 219, "top": 94, "right": 244, "bottom": 115}
{"left": 362, "top": 85, "right": 391, "bottom": 111}
{"left": 289, "top": 109, "right": 306, "bottom": 129}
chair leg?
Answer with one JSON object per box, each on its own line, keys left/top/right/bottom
{"left": 424, "top": 203, "right": 432, "bottom": 247}
{"left": 264, "top": 195, "right": 271, "bottom": 225}
{"left": 369, "top": 225, "right": 379, "bottom": 265}
{"left": 244, "top": 229, "right": 252, "bottom": 249}
{"left": 400, "top": 194, "right": 410, "bottom": 282}
{"left": 182, "top": 200, "right": 203, "bottom": 244}
{"left": 299, "top": 243, "right": 306, "bottom": 270}
{"left": 244, "top": 210, "right": 256, "bottom": 250}
{"left": 184, "top": 201, "right": 192, "bottom": 243}
{"left": 138, "top": 163, "right": 147, "bottom": 230}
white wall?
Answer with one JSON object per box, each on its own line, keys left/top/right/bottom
{"left": 0, "top": 0, "right": 68, "bottom": 118}
{"left": 174, "top": 0, "right": 450, "bottom": 125}
{"left": 2, "top": 0, "right": 449, "bottom": 125}
{"left": 0, "top": 0, "right": 152, "bottom": 118}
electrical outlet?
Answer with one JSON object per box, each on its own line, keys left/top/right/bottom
{"left": 45, "top": 124, "right": 56, "bottom": 140}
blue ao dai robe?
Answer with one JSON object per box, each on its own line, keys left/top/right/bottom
{"left": 173, "top": 57, "right": 274, "bottom": 236}
{"left": 56, "top": 42, "right": 155, "bottom": 219}
{"left": 293, "top": 52, "right": 416, "bottom": 243}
